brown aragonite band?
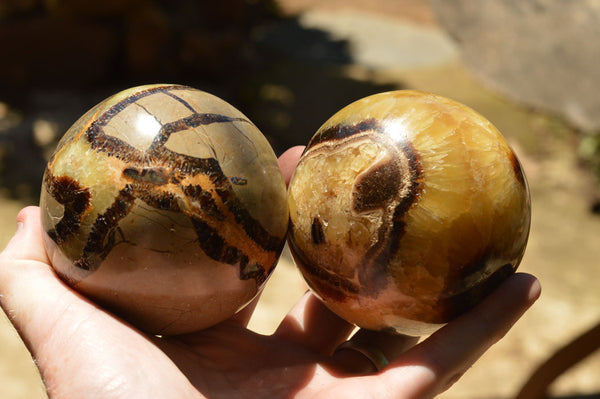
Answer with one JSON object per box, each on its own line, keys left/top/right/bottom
{"left": 40, "top": 84, "right": 288, "bottom": 334}
{"left": 290, "top": 118, "right": 424, "bottom": 300}
{"left": 288, "top": 90, "right": 530, "bottom": 336}
{"left": 45, "top": 85, "right": 282, "bottom": 281}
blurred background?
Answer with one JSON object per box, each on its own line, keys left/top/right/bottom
{"left": 0, "top": 0, "right": 599, "bottom": 397}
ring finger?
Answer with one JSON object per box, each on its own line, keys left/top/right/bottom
{"left": 330, "top": 329, "right": 420, "bottom": 374}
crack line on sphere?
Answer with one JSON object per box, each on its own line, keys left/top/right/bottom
{"left": 161, "top": 88, "right": 199, "bottom": 114}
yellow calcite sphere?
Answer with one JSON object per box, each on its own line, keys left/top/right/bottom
{"left": 40, "top": 84, "right": 288, "bottom": 335}
{"left": 287, "top": 91, "right": 531, "bottom": 335}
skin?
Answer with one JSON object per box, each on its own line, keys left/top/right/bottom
{"left": 0, "top": 146, "right": 541, "bottom": 399}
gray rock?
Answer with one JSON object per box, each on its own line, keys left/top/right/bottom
{"left": 299, "top": 10, "right": 458, "bottom": 69}
{"left": 431, "top": 0, "right": 600, "bottom": 131}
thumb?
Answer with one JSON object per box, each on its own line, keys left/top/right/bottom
{"left": 2, "top": 206, "right": 49, "bottom": 264}
{"left": 0, "top": 209, "right": 197, "bottom": 398}
{"left": 0, "top": 206, "right": 98, "bottom": 354}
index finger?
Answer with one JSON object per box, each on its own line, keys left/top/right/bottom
{"left": 379, "top": 272, "right": 541, "bottom": 397}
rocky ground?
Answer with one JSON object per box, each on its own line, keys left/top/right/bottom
{"left": 1, "top": 1, "right": 599, "bottom": 398}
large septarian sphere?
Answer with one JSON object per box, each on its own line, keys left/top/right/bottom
{"left": 40, "top": 84, "right": 288, "bottom": 334}
{"left": 287, "top": 90, "right": 531, "bottom": 336}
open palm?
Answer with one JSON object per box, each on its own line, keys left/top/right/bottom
{"left": 0, "top": 148, "right": 540, "bottom": 399}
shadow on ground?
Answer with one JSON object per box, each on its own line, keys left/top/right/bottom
{"left": 0, "top": 5, "right": 398, "bottom": 203}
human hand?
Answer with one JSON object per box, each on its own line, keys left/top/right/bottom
{"left": 0, "top": 146, "right": 540, "bottom": 399}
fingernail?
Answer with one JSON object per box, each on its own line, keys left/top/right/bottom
{"left": 16, "top": 221, "right": 24, "bottom": 232}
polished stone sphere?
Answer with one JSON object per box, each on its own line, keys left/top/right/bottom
{"left": 40, "top": 84, "right": 288, "bottom": 335}
{"left": 287, "top": 91, "right": 531, "bottom": 336}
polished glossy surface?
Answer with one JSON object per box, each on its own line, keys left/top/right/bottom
{"left": 40, "top": 84, "right": 288, "bottom": 334}
{"left": 288, "top": 91, "right": 531, "bottom": 335}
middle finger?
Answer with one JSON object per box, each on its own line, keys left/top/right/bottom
{"left": 273, "top": 292, "right": 355, "bottom": 355}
